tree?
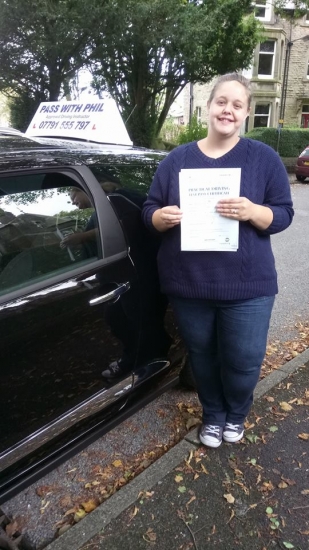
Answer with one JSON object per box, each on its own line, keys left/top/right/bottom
{"left": 0, "top": 0, "right": 103, "bottom": 129}
{"left": 91, "top": 0, "right": 262, "bottom": 147}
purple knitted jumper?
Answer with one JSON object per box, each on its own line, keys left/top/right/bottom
{"left": 142, "top": 139, "right": 294, "bottom": 300}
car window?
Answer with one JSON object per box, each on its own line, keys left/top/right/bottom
{"left": 0, "top": 171, "right": 102, "bottom": 296}
{"left": 88, "top": 163, "right": 157, "bottom": 195}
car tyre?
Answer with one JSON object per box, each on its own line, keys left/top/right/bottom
{"left": 296, "top": 175, "right": 306, "bottom": 182}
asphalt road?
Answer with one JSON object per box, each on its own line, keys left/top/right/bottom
{"left": 269, "top": 179, "right": 309, "bottom": 341}
{"left": 2, "top": 178, "right": 309, "bottom": 550}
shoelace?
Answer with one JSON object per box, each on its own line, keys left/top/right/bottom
{"left": 205, "top": 425, "right": 221, "bottom": 436}
{"left": 225, "top": 423, "right": 241, "bottom": 431}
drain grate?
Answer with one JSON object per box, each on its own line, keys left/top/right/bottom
{"left": 0, "top": 510, "right": 34, "bottom": 550}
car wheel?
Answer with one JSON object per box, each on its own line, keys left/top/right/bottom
{"left": 296, "top": 175, "right": 306, "bottom": 182}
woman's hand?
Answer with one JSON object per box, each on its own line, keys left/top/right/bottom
{"left": 216, "top": 197, "right": 273, "bottom": 230}
{"left": 152, "top": 206, "right": 183, "bottom": 232}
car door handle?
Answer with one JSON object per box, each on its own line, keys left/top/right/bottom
{"left": 89, "top": 282, "right": 130, "bottom": 306}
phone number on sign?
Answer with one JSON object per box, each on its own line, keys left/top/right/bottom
{"left": 38, "top": 120, "right": 91, "bottom": 130}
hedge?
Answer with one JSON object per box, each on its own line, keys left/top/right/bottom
{"left": 245, "top": 127, "right": 309, "bottom": 157}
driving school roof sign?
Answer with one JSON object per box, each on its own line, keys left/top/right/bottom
{"left": 26, "top": 97, "right": 133, "bottom": 146}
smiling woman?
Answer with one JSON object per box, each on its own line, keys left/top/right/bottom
{"left": 142, "top": 72, "right": 294, "bottom": 449}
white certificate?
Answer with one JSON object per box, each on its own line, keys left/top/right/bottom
{"left": 179, "top": 168, "right": 241, "bottom": 251}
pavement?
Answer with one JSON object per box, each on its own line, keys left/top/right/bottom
{"left": 40, "top": 348, "right": 309, "bottom": 550}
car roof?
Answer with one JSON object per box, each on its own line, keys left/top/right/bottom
{"left": 0, "top": 133, "right": 166, "bottom": 172}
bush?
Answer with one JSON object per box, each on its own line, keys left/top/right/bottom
{"left": 160, "top": 117, "right": 183, "bottom": 145}
{"left": 245, "top": 127, "right": 309, "bottom": 157}
{"left": 177, "top": 115, "right": 207, "bottom": 145}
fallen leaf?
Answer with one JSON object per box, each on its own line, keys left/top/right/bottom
{"left": 280, "top": 402, "right": 292, "bottom": 411}
{"left": 73, "top": 508, "right": 86, "bottom": 522}
{"left": 178, "top": 486, "right": 187, "bottom": 493}
{"left": 186, "top": 495, "right": 196, "bottom": 508}
{"left": 57, "top": 524, "right": 71, "bottom": 536}
{"left": 5, "top": 521, "right": 21, "bottom": 538}
{"left": 278, "top": 481, "right": 288, "bottom": 489}
{"left": 246, "top": 434, "right": 258, "bottom": 443}
{"left": 143, "top": 528, "right": 157, "bottom": 542}
{"left": 40, "top": 500, "right": 50, "bottom": 513}
{"left": 282, "top": 543, "right": 294, "bottom": 549}
{"left": 301, "top": 489, "right": 309, "bottom": 495}
{"left": 187, "top": 449, "right": 194, "bottom": 464}
{"left": 175, "top": 474, "right": 183, "bottom": 483}
{"left": 281, "top": 477, "right": 296, "bottom": 486}
{"left": 112, "top": 459, "right": 123, "bottom": 468}
{"left": 81, "top": 499, "right": 98, "bottom": 513}
{"left": 266, "top": 396, "right": 275, "bottom": 402}
{"left": 223, "top": 493, "right": 235, "bottom": 504}
{"left": 298, "top": 433, "right": 309, "bottom": 441}
{"left": 36, "top": 485, "right": 55, "bottom": 497}
{"left": 64, "top": 507, "right": 79, "bottom": 517}
{"left": 269, "top": 426, "right": 278, "bottom": 433}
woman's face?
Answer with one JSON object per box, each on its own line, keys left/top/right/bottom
{"left": 207, "top": 80, "right": 250, "bottom": 139}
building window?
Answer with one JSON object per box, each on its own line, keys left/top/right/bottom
{"left": 301, "top": 105, "right": 309, "bottom": 127}
{"left": 195, "top": 106, "right": 202, "bottom": 123}
{"left": 254, "top": 104, "right": 271, "bottom": 127}
{"left": 258, "top": 40, "right": 275, "bottom": 78}
{"left": 252, "top": 0, "right": 271, "bottom": 21}
{"left": 255, "top": 0, "right": 266, "bottom": 18}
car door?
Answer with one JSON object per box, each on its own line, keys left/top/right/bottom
{"left": 0, "top": 165, "right": 141, "bottom": 493}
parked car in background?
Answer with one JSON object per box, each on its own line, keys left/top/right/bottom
{"left": 295, "top": 145, "right": 309, "bottom": 182}
{"left": 0, "top": 116, "right": 194, "bottom": 504}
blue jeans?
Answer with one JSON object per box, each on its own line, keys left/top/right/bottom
{"left": 169, "top": 295, "right": 275, "bottom": 426}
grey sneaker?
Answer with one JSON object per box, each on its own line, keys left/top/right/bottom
{"left": 199, "top": 424, "right": 223, "bottom": 448}
{"left": 223, "top": 423, "right": 244, "bottom": 443}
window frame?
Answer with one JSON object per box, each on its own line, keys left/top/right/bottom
{"left": 253, "top": 103, "right": 271, "bottom": 128}
{"left": 258, "top": 40, "right": 276, "bottom": 79}
{"left": 252, "top": 0, "right": 272, "bottom": 21}
{"left": 195, "top": 106, "right": 202, "bottom": 123}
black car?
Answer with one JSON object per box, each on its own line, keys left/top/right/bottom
{"left": 0, "top": 130, "right": 193, "bottom": 504}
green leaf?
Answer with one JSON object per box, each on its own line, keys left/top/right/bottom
{"left": 250, "top": 458, "right": 257, "bottom": 465}
{"left": 269, "top": 426, "right": 278, "bottom": 432}
{"left": 266, "top": 507, "right": 273, "bottom": 514}
{"left": 283, "top": 543, "right": 295, "bottom": 549}
{"left": 246, "top": 434, "right": 258, "bottom": 443}
{"left": 178, "top": 486, "right": 187, "bottom": 493}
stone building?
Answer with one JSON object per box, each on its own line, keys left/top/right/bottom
{"left": 183, "top": 2, "right": 309, "bottom": 132}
